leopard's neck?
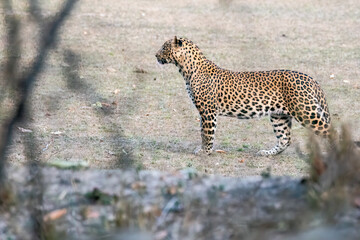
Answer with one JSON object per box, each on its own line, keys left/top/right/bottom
{"left": 175, "top": 57, "right": 217, "bottom": 83}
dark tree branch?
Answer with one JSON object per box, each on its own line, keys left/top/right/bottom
{"left": 2, "top": 0, "right": 20, "bottom": 86}
{"left": 1, "top": 0, "right": 78, "bottom": 238}
{"left": 0, "top": 0, "right": 78, "bottom": 185}
{"left": 29, "top": 0, "right": 43, "bottom": 23}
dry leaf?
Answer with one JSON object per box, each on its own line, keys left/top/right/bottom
{"left": 133, "top": 67, "right": 148, "bottom": 74}
{"left": 168, "top": 186, "right": 178, "bottom": 195}
{"left": 106, "top": 150, "right": 116, "bottom": 156}
{"left": 238, "top": 159, "right": 245, "bottom": 163}
{"left": 43, "top": 208, "right": 67, "bottom": 222}
{"left": 354, "top": 197, "right": 360, "bottom": 208}
{"left": 51, "top": 131, "right": 63, "bottom": 135}
{"left": 215, "top": 149, "right": 226, "bottom": 154}
{"left": 155, "top": 230, "right": 168, "bottom": 240}
{"left": 101, "top": 102, "right": 111, "bottom": 107}
{"left": 84, "top": 208, "right": 100, "bottom": 219}
{"left": 144, "top": 205, "right": 162, "bottom": 217}
{"left": 18, "top": 127, "right": 33, "bottom": 133}
{"left": 131, "top": 181, "right": 146, "bottom": 190}
{"left": 107, "top": 67, "right": 116, "bottom": 72}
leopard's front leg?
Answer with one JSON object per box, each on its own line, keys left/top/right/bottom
{"left": 196, "top": 114, "right": 217, "bottom": 155}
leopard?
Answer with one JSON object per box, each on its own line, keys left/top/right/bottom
{"left": 155, "top": 36, "right": 331, "bottom": 156}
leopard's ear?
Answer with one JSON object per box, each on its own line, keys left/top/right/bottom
{"left": 173, "top": 36, "right": 182, "bottom": 47}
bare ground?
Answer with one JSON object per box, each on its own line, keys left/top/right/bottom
{"left": 1, "top": 0, "right": 360, "bottom": 177}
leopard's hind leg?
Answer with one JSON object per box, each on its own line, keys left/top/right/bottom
{"left": 297, "top": 112, "right": 331, "bottom": 137}
{"left": 292, "top": 94, "right": 331, "bottom": 137}
{"left": 257, "top": 114, "right": 293, "bottom": 156}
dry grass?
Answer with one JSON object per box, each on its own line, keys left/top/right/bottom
{"left": 1, "top": 0, "right": 359, "bottom": 177}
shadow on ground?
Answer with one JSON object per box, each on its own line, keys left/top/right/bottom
{"left": 61, "top": 49, "right": 136, "bottom": 168}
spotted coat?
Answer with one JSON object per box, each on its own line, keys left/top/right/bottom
{"left": 156, "top": 37, "right": 331, "bottom": 155}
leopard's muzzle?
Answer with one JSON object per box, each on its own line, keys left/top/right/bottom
{"left": 155, "top": 53, "right": 166, "bottom": 64}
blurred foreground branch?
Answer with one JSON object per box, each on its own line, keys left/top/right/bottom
{"left": 0, "top": 0, "right": 78, "bottom": 184}
{"left": 0, "top": 0, "right": 77, "bottom": 238}
{"left": 308, "top": 125, "right": 360, "bottom": 217}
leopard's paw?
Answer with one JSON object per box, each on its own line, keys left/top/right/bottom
{"left": 194, "top": 146, "right": 213, "bottom": 155}
{"left": 256, "top": 150, "right": 270, "bottom": 156}
{"left": 194, "top": 146, "right": 204, "bottom": 155}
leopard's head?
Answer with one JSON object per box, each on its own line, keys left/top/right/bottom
{"left": 155, "top": 36, "right": 184, "bottom": 65}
